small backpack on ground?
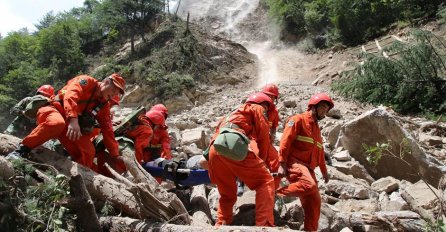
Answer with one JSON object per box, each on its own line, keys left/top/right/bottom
{"left": 213, "top": 127, "right": 250, "bottom": 161}
{"left": 23, "top": 95, "right": 50, "bottom": 119}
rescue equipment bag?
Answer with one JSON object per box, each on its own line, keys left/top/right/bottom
{"left": 23, "top": 95, "right": 50, "bottom": 119}
{"left": 213, "top": 127, "right": 250, "bottom": 161}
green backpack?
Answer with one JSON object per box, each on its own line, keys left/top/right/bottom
{"left": 23, "top": 95, "right": 50, "bottom": 119}
{"left": 213, "top": 127, "right": 250, "bottom": 161}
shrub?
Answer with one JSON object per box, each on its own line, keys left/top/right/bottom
{"left": 333, "top": 30, "right": 446, "bottom": 115}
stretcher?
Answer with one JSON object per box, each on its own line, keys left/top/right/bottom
{"left": 142, "top": 162, "right": 211, "bottom": 187}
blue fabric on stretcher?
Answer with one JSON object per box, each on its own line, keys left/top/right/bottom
{"left": 142, "top": 164, "right": 211, "bottom": 187}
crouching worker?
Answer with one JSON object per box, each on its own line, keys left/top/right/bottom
{"left": 125, "top": 110, "right": 166, "bottom": 165}
{"left": 276, "top": 93, "right": 334, "bottom": 231}
{"left": 208, "top": 92, "right": 275, "bottom": 227}
{"left": 8, "top": 74, "right": 125, "bottom": 171}
{"left": 145, "top": 104, "right": 172, "bottom": 161}
{"left": 5, "top": 85, "right": 55, "bottom": 138}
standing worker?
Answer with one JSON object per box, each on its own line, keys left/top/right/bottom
{"left": 261, "top": 83, "right": 281, "bottom": 189}
{"left": 276, "top": 93, "right": 334, "bottom": 231}
{"left": 208, "top": 92, "right": 275, "bottom": 227}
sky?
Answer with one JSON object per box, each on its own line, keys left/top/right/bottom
{"left": 0, "top": 0, "right": 85, "bottom": 37}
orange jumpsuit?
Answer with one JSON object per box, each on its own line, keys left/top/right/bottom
{"left": 267, "top": 106, "right": 281, "bottom": 189}
{"left": 126, "top": 116, "right": 153, "bottom": 164}
{"left": 144, "top": 126, "right": 171, "bottom": 161}
{"left": 22, "top": 105, "right": 65, "bottom": 149}
{"left": 57, "top": 75, "right": 120, "bottom": 169}
{"left": 276, "top": 111, "right": 328, "bottom": 231}
{"left": 208, "top": 103, "right": 275, "bottom": 226}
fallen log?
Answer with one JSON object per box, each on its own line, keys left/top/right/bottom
{"left": 99, "top": 216, "right": 296, "bottom": 232}
{"left": 69, "top": 173, "right": 102, "bottom": 232}
{"left": 0, "top": 133, "right": 190, "bottom": 224}
{"left": 190, "top": 185, "right": 213, "bottom": 225}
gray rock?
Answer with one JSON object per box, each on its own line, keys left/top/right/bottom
{"left": 183, "top": 143, "right": 203, "bottom": 156}
{"left": 325, "top": 180, "right": 375, "bottom": 199}
{"left": 334, "top": 199, "right": 378, "bottom": 213}
{"left": 419, "top": 133, "right": 443, "bottom": 147}
{"left": 181, "top": 127, "right": 207, "bottom": 149}
{"left": 207, "top": 188, "right": 220, "bottom": 222}
{"left": 338, "top": 107, "right": 445, "bottom": 187}
{"left": 168, "top": 127, "right": 181, "bottom": 149}
{"left": 283, "top": 99, "right": 297, "bottom": 108}
{"left": 327, "top": 108, "right": 342, "bottom": 119}
{"left": 328, "top": 124, "right": 342, "bottom": 149}
{"left": 333, "top": 150, "right": 352, "bottom": 161}
{"left": 332, "top": 161, "right": 375, "bottom": 184}
{"left": 405, "top": 180, "right": 440, "bottom": 210}
{"left": 371, "top": 176, "right": 400, "bottom": 193}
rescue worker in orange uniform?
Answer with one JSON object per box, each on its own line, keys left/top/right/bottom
{"left": 145, "top": 104, "right": 172, "bottom": 161}
{"left": 126, "top": 110, "right": 166, "bottom": 164}
{"left": 56, "top": 74, "right": 125, "bottom": 169}
{"left": 276, "top": 93, "right": 334, "bottom": 231}
{"left": 9, "top": 74, "right": 125, "bottom": 167}
{"left": 7, "top": 85, "right": 66, "bottom": 159}
{"left": 6, "top": 85, "right": 56, "bottom": 138}
{"left": 261, "top": 83, "right": 281, "bottom": 189}
{"left": 208, "top": 92, "right": 275, "bottom": 227}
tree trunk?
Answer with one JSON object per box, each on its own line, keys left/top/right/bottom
{"left": 69, "top": 173, "right": 102, "bottom": 232}
{"left": 190, "top": 185, "right": 213, "bottom": 225}
{"left": 100, "top": 216, "right": 296, "bottom": 232}
{"left": 0, "top": 133, "right": 190, "bottom": 224}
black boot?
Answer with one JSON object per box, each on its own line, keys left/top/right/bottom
{"left": 6, "top": 144, "right": 31, "bottom": 160}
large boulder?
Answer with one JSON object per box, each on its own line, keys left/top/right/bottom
{"left": 338, "top": 107, "right": 446, "bottom": 186}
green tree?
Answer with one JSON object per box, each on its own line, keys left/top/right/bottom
{"left": 97, "top": 0, "right": 164, "bottom": 53}
{"left": 36, "top": 21, "right": 85, "bottom": 82}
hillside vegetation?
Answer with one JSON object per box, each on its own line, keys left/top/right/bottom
{"left": 265, "top": 0, "right": 446, "bottom": 116}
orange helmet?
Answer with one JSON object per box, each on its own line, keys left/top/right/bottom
{"left": 36, "top": 85, "right": 55, "bottom": 97}
{"left": 262, "top": 83, "right": 279, "bottom": 98}
{"left": 307, "top": 93, "right": 334, "bottom": 111}
{"left": 246, "top": 92, "right": 273, "bottom": 108}
{"left": 109, "top": 73, "right": 126, "bottom": 94}
{"left": 150, "top": 104, "right": 168, "bottom": 118}
{"left": 145, "top": 110, "right": 165, "bottom": 126}
{"left": 111, "top": 95, "right": 120, "bottom": 106}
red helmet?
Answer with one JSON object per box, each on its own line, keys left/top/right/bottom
{"left": 150, "top": 104, "right": 168, "bottom": 118}
{"left": 111, "top": 95, "right": 120, "bottom": 106}
{"left": 246, "top": 92, "right": 273, "bottom": 107}
{"left": 262, "top": 83, "right": 279, "bottom": 98}
{"left": 36, "top": 85, "right": 55, "bottom": 97}
{"left": 145, "top": 110, "right": 165, "bottom": 126}
{"left": 307, "top": 93, "right": 334, "bottom": 111}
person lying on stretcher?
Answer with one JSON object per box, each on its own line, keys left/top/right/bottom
{"left": 142, "top": 155, "right": 211, "bottom": 188}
